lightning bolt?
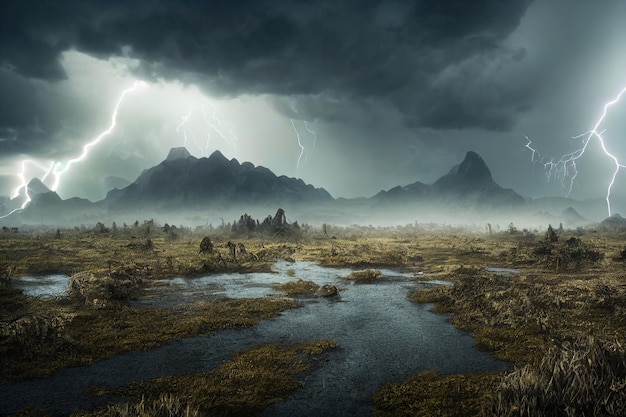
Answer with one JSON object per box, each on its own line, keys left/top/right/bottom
{"left": 303, "top": 121, "right": 318, "bottom": 166}
{"left": 290, "top": 119, "right": 306, "bottom": 169}
{"left": 0, "top": 160, "right": 54, "bottom": 219}
{"left": 173, "top": 101, "right": 240, "bottom": 157}
{"left": 51, "top": 80, "right": 147, "bottom": 192}
{"left": 290, "top": 119, "right": 318, "bottom": 169}
{"left": 1, "top": 80, "right": 147, "bottom": 219}
{"left": 176, "top": 107, "right": 205, "bottom": 156}
{"left": 201, "top": 102, "right": 239, "bottom": 152}
{"left": 525, "top": 85, "right": 626, "bottom": 216}
{"left": 524, "top": 136, "right": 539, "bottom": 163}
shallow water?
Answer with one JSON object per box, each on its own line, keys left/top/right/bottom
{"left": 10, "top": 274, "right": 70, "bottom": 297}
{"left": 1, "top": 262, "right": 510, "bottom": 416}
{"left": 486, "top": 267, "right": 521, "bottom": 274}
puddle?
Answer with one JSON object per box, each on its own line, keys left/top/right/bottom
{"left": 10, "top": 274, "right": 70, "bottom": 297}
{"left": 1, "top": 262, "right": 510, "bottom": 417}
{"left": 486, "top": 267, "right": 521, "bottom": 274}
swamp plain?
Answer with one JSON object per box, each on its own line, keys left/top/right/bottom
{"left": 1, "top": 220, "right": 625, "bottom": 416}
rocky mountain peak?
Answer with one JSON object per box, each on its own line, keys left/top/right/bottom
{"left": 26, "top": 178, "right": 53, "bottom": 195}
{"left": 165, "top": 147, "right": 193, "bottom": 161}
{"left": 451, "top": 151, "right": 493, "bottom": 184}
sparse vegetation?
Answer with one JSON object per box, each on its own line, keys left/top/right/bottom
{"left": 3, "top": 222, "right": 626, "bottom": 416}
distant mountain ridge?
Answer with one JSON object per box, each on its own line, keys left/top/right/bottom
{"left": 106, "top": 148, "right": 333, "bottom": 210}
{"left": 0, "top": 147, "right": 615, "bottom": 226}
{"left": 374, "top": 151, "right": 525, "bottom": 209}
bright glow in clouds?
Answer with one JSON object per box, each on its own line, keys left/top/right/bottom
{"left": 1, "top": 80, "right": 147, "bottom": 218}
{"left": 0, "top": 51, "right": 316, "bottom": 210}
{"left": 525, "top": 84, "right": 626, "bottom": 216}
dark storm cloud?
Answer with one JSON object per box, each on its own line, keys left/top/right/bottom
{"left": 0, "top": 0, "right": 533, "bottom": 148}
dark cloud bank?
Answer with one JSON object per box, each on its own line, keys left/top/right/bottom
{"left": 4, "top": 0, "right": 626, "bottom": 208}
{"left": 1, "top": 0, "right": 533, "bottom": 154}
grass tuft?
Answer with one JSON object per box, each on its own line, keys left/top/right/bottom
{"left": 486, "top": 337, "right": 626, "bottom": 417}
{"left": 345, "top": 269, "right": 383, "bottom": 282}
{"left": 272, "top": 279, "right": 320, "bottom": 296}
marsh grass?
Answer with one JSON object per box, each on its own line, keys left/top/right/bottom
{"left": 394, "top": 232, "right": 626, "bottom": 416}
{"left": 272, "top": 279, "right": 320, "bottom": 295}
{"left": 409, "top": 265, "right": 626, "bottom": 364}
{"left": 76, "top": 341, "right": 338, "bottom": 417}
{"left": 1, "top": 297, "right": 297, "bottom": 380}
{"left": 408, "top": 286, "right": 449, "bottom": 305}
{"left": 487, "top": 337, "right": 626, "bottom": 417}
{"left": 373, "top": 370, "right": 500, "bottom": 417}
{"left": 5, "top": 226, "right": 626, "bottom": 416}
{"left": 93, "top": 394, "right": 199, "bottom": 417}
{"left": 345, "top": 269, "right": 383, "bottom": 282}
{"left": 0, "top": 233, "right": 281, "bottom": 280}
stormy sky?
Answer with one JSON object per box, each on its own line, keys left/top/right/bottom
{"left": 1, "top": 0, "right": 626, "bottom": 207}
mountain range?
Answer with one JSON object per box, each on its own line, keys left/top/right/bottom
{"left": 0, "top": 147, "right": 612, "bottom": 227}
{"left": 106, "top": 148, "right": 332, "bottom": 210}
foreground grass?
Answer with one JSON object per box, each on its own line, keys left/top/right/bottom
{"left": 73, "top": 341, "right": 338, "bottom": 417}
{"left": 374, "top": 370, "right": 500, "bottom": 417}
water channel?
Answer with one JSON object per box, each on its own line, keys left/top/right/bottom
{"left": 2, "top": 262, "right": 511, "bottom": 416}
